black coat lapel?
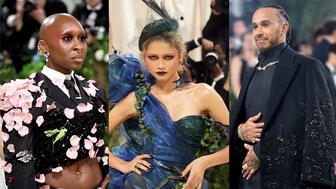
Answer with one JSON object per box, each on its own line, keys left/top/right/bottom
{"left": 35, "top": 72, "right": 77, "bottom": 108}
{"left": 262, "top": 47, "right": 299, "bottom": 134}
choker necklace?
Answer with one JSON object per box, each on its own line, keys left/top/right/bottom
{"left": 256, "top": 60, "right": 279, "bottom": 71}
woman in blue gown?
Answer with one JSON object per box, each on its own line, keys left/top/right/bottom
{"left": 108, "top": 3, "right": 229, "bottom": 189}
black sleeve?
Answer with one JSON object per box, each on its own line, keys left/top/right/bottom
{"left": 1, "top": 109, "right": 37, "bottom": 188}
{"left": 301, "top": 60, "right": 336, "bottom": 187}
{"left": 185, "top": 37, "right": 202, "bottom": 52}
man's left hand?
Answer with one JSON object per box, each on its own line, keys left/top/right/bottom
{"left": 242, "top": 144, "right": 260, "bottom": 180}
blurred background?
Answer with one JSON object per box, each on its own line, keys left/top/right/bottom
{"left": 229, "top": 0, "right": 336, "bottom": 104}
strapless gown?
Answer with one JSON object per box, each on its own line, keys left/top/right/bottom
{"left": 108, "top": 53, "right": 228, "bottom": 189}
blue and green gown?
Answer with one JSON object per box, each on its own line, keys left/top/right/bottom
{"left": 108, "top": 53, "right": 228, "bottom": 189}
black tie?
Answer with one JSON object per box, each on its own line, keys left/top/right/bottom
{"left": 64, "top": 77, "right": 81, "bottom": 103}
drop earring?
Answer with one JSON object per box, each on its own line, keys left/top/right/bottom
{"left": 43, "top": 52, "right": 49, "bottom": 63}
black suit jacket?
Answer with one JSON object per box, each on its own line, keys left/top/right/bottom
{"left": 1, "top": 72, "right": 107, "bottom": 189}
{"left": 230, "top": 46, "right": 336, "bottom": 189}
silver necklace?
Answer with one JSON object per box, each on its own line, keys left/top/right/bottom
{"left": 256, "top": 60, "right": 279, "bottom": 71}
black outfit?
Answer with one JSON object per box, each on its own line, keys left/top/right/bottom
{"left": 72, "top": 1, "right": 108, "bottom": 36}
{"left": 230, "top": 44, "right": 336, "bottom": 189}
{"left": 185, "top": 38, "right": 214, "bottom": 83}
{"left": 240, "top": 59, "right": 254, "bottom": 84}
{"left": 214, "top": 77, "right": 229, "bottom": 108}
{"left": 1, "top": 72, "right": 108, "bottom": 188}
{"left": 202, "top": 11, "right": 228, "bottom": 43}
{"left": 312, "top": 38, "right": 331, "bottom": 65}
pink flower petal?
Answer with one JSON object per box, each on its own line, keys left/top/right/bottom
{"left": 64, "top": 108, "right": 74, "bottom": 119}
{"left": 84, "top": 139, "right": 93, "bottom": 150}
{"left": 70, "top": 135, "right": 80, "bottom": 146}
{"left": 14, "top": 123, "right": 23, "bottom": 131}
{"left": 2, "top": 132, "right": 9, "bottom": 142}
{"left": 0, "top": 98, "right": 13, "bottom": 111}
{"left": 5, "top": 123, "right": 14, "bottom": 132}
{"left": 76, "top": 103, "right": 87, "bottom": 112}
{"left": 4, "top": 163, "right": 12, "bottom": 173}
{"left": 89, "top": 148, "right": 96, "bottom": 158}
{"left": 75, "top": 74, "right": 85, "bottom": 81}
{"left": 66, "top": 147, "right": 78, "bottom": 159}
{"left": 12, "top": 109, "right": 24, "bottom": 123}
{"left": 51, "top": 166, "right": 63, "bottom": 173}
{"left": 9, "top": 95, "right": 19, "bottom": 107}
{"left": 87, "top": 103, "right": 93, "bottom": 111}
{"left": 90, "top": 123, "right": 97, "bottom": 134}
{"left": 46, "top": 102, "right": 56, "bottom": 112}
{"left": 105, "top": 147, "right": 109, "bottom": 154}
{"left": 36, "top": 91, "right": 47, "bottom": 108}
{"left": 7, "top": 144, "right": 15, "bottom": 153}
{"left": 28, "top": 84, "right": 40, "bottom": 93}
{"left": 3, "top": 111, "right": 14, "bottom": 126}
{"left": 18, "top": 126, "right": 29, "bottom": 137}
{"left": 96, "top": 139, "right": 104, "bottom": 147}
{"left": 98, "top": 105, "right": 105, "bottom": 113}
{"left": 83, "top": 86, "right": 96, "bottom": 97}
{"left": 87, "top": 136, "right": 97, "bottom": 143}
{"left": 36, "top": 116, "right": 44, "bottom": 127}
{"left": 23, "top": 112, "right": 33, "bottom": 124}
{"left": 35, "top": 174, "right": 46, "bottom": 183}
{"left": 76, "top": 103, "right": 93, "bottom": 113}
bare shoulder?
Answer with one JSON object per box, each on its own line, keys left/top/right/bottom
{"left": 193, "top": 83, "right": 216, "bottom": 95}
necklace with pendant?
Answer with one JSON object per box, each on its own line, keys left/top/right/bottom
{"left": 256, "top": 60, "right": 279, "bottom": 71}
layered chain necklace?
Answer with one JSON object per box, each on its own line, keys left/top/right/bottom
{"left": 256, "top": 60, "right": 279, "bottom": 71}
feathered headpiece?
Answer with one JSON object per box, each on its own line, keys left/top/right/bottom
{"left": 138, "top": 0, "right": 179, "bottom": 51}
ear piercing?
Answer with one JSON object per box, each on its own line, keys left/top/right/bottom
{"left": 42, "top": 52, "right": 49, "bottom": 63}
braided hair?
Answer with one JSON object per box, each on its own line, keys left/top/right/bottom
{"left": 259, "top": 4, "right": 291, "bottom": 43}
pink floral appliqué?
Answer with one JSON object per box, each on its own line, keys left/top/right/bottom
{"left": 83, "top": 82, "right": 98, "bottom": 97}
{"left": 51, "top": 166, "right": 63, "bottom": 173}
{"left": 75, "top": 74, "right": 85, "bottom": 81}
{"left": 46, "top": 102, "right": 56, "bottom": 112}
{"left": 64, "top": 108, "right": 74, "bottom": 119}
{"left": 66, "top": 135, "right": 81, "bottom": 159}
{"left": 76, "top": 102, "right": 93, "bottom": 113}
{"left": 36, "top": 91, "right": 47, "bottom": 108}
{"left": 2, "top": 132, "right": 9, "bottom": 142}
{"left": 90, "top": 123, "right": 97, "bottom": 134}
{"left": 35, "top": 174, "right": 46, "bottom": 183}
{"left": 7, "top": 144, "right": 15, "bottom": 153}
{"left": 36, "top": 116, "right": 44, "bottom": 127}
{"left": 98, "top": 104, "right": 105, "bottom": 113}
